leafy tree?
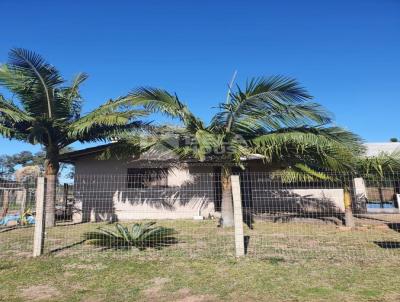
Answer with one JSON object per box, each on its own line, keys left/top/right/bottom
{"left": 0, "top": 151, "right": 45, "bottom": 176}
{"left": 126, "top": 77, "right": 364, "bottom": 227}
{"left": 0, "top": 148, "right": 75, "bottom": 181}
{"left": 390, "top": 138, "right": 398, "bottom": 142}
{"left": 0, "top": 48, "right": 147, "bottom": 226}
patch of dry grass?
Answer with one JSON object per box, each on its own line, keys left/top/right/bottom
{"left": 1, "top": 218, "right": 400, "bottom": 301}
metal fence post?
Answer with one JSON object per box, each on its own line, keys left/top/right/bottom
{"left": 33, "top": 177, "right": 46, "bottom": 257}
{"left": 231, "top": 175, "right": 245, "bottom": 257}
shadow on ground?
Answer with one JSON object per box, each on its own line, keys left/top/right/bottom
{"left": 374, "top": 241, "right": 400, "bottom": 249}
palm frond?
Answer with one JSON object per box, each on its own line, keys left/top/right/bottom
{"left": 0, "top": 124, "right": 16, "bottom": 138}
{"left": 212, "top": 76, "right": 332, "bottom": 134}
{"left": 68, "top": 97, "right": 149, "bottom": 141}
{"left": 55, "top": 72, "right": 88, "bottom": 120}
{"left": 0, "top": 94, "right": 33, "bottom": 140}
{"left": 127, "top": 87, "right": 205, "bottom": 131}
{"left": 0, "top": 48, "right": 64, "bottom": 118}
{"left": 0, "top": 95, "right": 33, "bottom": 123}
{"left": 251, "top": 129, "right": 358, "bottom": 173}
{"left": 272, "top": 165, "right": 331, "bottom": 183}
{"left": 356, "top": 151, "right": 400, "bottom": 178}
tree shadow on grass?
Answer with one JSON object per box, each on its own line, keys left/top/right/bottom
{"left": 49, "top": 239, "right": 87, "bottom": 254}
{"left": 373, "top": 241, "right": 400, "bottom": 249}
{"left": 387, "top": 223, "right": 400, "bottom": 233}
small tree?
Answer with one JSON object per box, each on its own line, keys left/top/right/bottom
{"left": 0, "top": 48, "right": 147, "bottom": 227}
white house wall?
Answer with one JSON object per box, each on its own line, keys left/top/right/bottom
{"left": 71, "top": 156, "right": 347, "bottom": 222}
{"left": 73, "top": 157, "right": 217, "bottom": 222}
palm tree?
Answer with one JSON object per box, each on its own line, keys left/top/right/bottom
{"left": 0, "top": 48, "right": 147, "bottom": 227}
{"left": 126, "top": 77, "right": 363, "bottom": 227}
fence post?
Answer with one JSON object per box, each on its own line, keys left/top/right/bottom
{"left": 33, "top": 177, "right": 46, "bottom": 257}
{"left": 1, "top": 190, "right": 9, "bottom": 217}
{"left": 19, "top": 186, "right": 27, "bottom": 217}
{"left": 353, "top": 177, "right": 367, "bottom": 213}
{"left": 231, "top": 175, "right": 245, "bottom": 257}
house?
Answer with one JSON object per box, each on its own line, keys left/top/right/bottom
{"left": 364, "top": 142, "right": 400, "bottom": 156}
{"left": 60, "top": 142, "right": 400, "bottom": 222}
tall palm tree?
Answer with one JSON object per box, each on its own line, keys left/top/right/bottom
{"left": 0, "top": 48, "right": 147, "bottom": 227}
{"left": 126, "top": 77, "right": 364, "bottom": 227}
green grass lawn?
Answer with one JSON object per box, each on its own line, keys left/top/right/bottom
{"left": 1, "top": 218, "right": 400, "bottom": 301}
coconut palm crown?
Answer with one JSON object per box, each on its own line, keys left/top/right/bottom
{"left": 0, "top": 48, "right": 147, "bottom": 226}
{"left": 126, "top": 77, "right": 364, "bottom": 226}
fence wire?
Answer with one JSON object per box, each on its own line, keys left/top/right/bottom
{"left": 1, "top": 172, "right": 400, "bottom": 260}
{"left": 0, "top": 177, "right": 37, "bottom": 257}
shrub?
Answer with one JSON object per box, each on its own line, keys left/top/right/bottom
{"left": 83, "top": 222, "right": 178, "bottom": 250}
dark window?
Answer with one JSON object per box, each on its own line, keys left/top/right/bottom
{"left": 127, "top": 168, "right": 168, "bottom": 188}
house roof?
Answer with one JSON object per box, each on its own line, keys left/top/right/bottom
{"left": 59, "top": 143, "right": 115, "bottom": 163}
{"left": 59, "top": 142, "right": 265, "bottom": 164}
{"left": 364, "top": 142, "right": 400, "bottom": 157}
{"left": 60, "top": 142, "right": 400, "bottom": 163}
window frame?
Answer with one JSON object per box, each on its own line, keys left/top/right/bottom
{"left": 126, "top": 168, "right": 168, "bottom": 189}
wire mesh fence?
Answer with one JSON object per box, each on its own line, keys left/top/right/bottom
{"left": 44, "top": 172, "right": 235, "bottom": 258}
{"left": 1, "top": 171, "right": 400, "bottom": 260}
{"left": 239, "top": 172, "right": 400, "bottom": 260}
{"left": 0, "top": 176, "right": 37, "bottom": 257}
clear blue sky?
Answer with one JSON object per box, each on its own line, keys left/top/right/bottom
{"left": 1, "top": 0, "right": 399, "bottom": 155}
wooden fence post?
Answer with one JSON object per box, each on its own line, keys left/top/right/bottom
{"left": 231, "top": 175, "right": 245, "bottom": 257}
{"left": 1, "top": 190, "right": 9, "bottom": 218}
{"left": 19, "top": 186, "right": 27, "bottom": 217}
{"left": 33, "top": 177, "right": 46, "bottom": 257}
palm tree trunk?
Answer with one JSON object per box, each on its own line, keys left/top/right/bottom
{"left": 220, "top": 166, "right": 234, "bottom": 227}
{"left": 344, "top": 188, "right": 355, "bottom": 228}
{"left": 44, "top": 149, "right": 59, "bottom": 228}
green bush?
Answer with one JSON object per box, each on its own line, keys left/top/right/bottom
{"left": 83, "top": 222, "right": 178, "bottom": 250}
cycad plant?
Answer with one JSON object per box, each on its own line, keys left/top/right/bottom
{"left": 0, "top": 48, "right": 148, "bottom": 227}
{"left": 125, "top": 77, "right": 364, "bottom": 227}
{"left": 83, "top": 222, "right": 178, "bottom": 250}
